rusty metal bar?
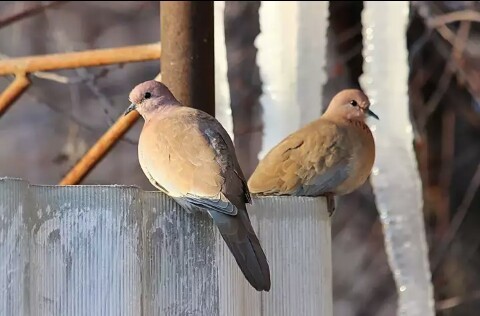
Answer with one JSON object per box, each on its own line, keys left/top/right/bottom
{"left": 59, "top": 73, "right": 162, "bottom": 185}
{"left": 59, "top": 111, "right": 140, "bottom": 185}
{"left": 0, "top": 43, "right": 161, "bottom": 75}
{"left": 161, "top": 1, "right": 215, "bottom": 115}
{"left": 0, "top": 74, "right": 30, "bottom": 117}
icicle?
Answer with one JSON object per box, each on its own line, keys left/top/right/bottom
{"left": 214, "top": 1, "right": 234, "bottom": 140}
{"left": 360, "top": 2, "right": 435, "bottom": 315}
{"left": 256, "top": 1, "right": 329, "bottom": 159}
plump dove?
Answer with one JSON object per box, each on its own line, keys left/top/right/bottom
{"left": 125, "top": 80, "right": 271, "bottom": 291}
{"left": 248, "top": 89, "right": 378, "bottom": 216}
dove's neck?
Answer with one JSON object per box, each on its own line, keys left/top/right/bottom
{"left": 142, "top": 102, "right": 180, "bottom": 122}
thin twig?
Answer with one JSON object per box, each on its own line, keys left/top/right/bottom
{"left": 0, "top": 43, "right": 161, "bottom": 75}
{"left": 452, "top": 20, "right": 471, "bottom": 76}
{"left": 0, "top": 75, "right": 138, "bottom": 146}
{"left": 419, "top": 20, "right": 471, "bottom": 130}
{"left": 413, "top": 2, "right": 467, "bottom": 51}
{"left": 436, "top": 289, "right": 480, "bottom": 311}
{"left": 435, "top": 25, "right": 457, "bottom": 47}
{"left": 77, "top": 68, "right": 116, "bottom": 125}
{"left": 0, "top": 54, "right": 136, "bottom": 144}
{"left": 31, "top": 71, "right": 71, "bottom": 84}
{"left": 452, "top": 93, "right": 480, "bottom": 129}
{"left": 59, "top": 110, "right": 141, "bottom": 185}
{"left": 335, "top": 22, "right": 362, "bottom": 44}
{"left": 45, "top": 20, "right": 118, "bottom": 127}
{"left": 428, "top": 10, "right": 480, "bottom": 28}
{"left": 435, "top": 22, "right": 469, "bottom": 233}
{"left": 337, "top": 42, "right": 363, "bottom": 64}
{"left": 0, "top": 1, "right": 68, "bottom": 29}
{"left": 408, "top": 28, "right": 433, "bottom": 65}
{"left": 59, "top": 74, "right": 162, "bottom": 185}
{"left": 432, "top": 162, "right": 480, "bottom": 273}
{"left": 437, "top": 108, "right": 455, "bottom": 237}
{"left": 419, "top": 62, "right": 453, "bottom": 129}
{"left": 56, "top": 83, "right": 88, "bottom": 166}
{"left": 429, "top": 21, "right": 472, "bottom": 271}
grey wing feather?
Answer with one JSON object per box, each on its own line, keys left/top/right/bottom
{"left": 172, "top": 112, "right": 248, "bottom": 216}
{"left": 200, "top": 118, "right": 251, "bottom": 210}
{"left": 295, "top": 162, "right": 350, "bottom": 196}
{"left": 184, "top": 194, "right": 238, "bottom": 215}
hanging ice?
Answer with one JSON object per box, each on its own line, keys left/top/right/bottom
{"left": 360, "top": 2, "right": 435, "bottom": 316}
{"left": 214, "top": 1, "right": 234, "bottom": 139}
{"left": 255, "top": 1, "right": 329, "bottom": 159}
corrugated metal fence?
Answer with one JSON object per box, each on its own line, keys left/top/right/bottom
{"left": 0, "top": 178, "right": 332, "bottom": 316}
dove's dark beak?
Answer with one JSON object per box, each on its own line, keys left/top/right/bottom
{"left": 124, "top": 103, "right": 137, "bottom": 116}
{"left": 366, "top": 108, "right": 379, "bottom": 120}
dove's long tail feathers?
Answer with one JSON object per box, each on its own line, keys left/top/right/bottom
{"left": 208, "top": 208, "right": 271, "bottom": 292}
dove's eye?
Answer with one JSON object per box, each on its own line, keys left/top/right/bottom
{"left": 349, "top": 100, "right": 358, "bottom": 106}
{"left": 144, "top": 92, "right": 152, "bottom": 99}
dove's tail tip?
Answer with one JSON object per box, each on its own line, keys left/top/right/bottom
{"left": 209, "top": 209, "right": 271, "bottom": 292}
{"left": 224, "top": 232, "right": 271, "bottom": 291}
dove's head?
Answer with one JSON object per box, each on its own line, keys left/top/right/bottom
{"left": 125, "top": 80, "right": 178, "bottom": 119}
{"left": 324, "top": 89, "right": 379, "bottom": 122}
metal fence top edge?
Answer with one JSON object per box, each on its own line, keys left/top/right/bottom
{"left": 0, "top": 177, "right": 329, "bottom": 203}
{"left": 0, "top": 177, "right": 140, "bottom": 190}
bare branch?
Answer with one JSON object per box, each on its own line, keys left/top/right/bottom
{"left": 59, "top": 110, "right": 141, "bottom": 185}
{"left": 437, "top": 109, "right": 456, "bottom": 237}
{"left": 428, "top": 10, "right": 480, "bottom": 28}
{"left": 0, "top": 1, "right": 68, "bottom": 29}
{"left": 419, "top": 21, "right": 471, "bottom": 130}
{"left": 59, "top": 73, "right": 162, "bottom": 185}
{"left": 432, "top": 162, "right": 480, "bottom": 273}
{"left": 436, "top": 289, "right": 480, "bottom": 311}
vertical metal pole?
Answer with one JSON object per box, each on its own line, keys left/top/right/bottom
{"left": 160, "top": 1, "right": 215, "bottom": 116}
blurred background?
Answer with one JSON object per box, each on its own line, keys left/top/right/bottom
{"left": 0, "top": 1, "right": 479, "bottom": 315}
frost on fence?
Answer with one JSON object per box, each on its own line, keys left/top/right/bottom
{"left": 0, "top": 178, "right": 332, "bottom": 316}
{"left": 360, "top": 2, "right": 435, "bottom": 316}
